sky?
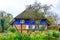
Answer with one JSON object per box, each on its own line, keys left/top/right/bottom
{"left": 0, "top": 0, "right": 60, "bottom": 18}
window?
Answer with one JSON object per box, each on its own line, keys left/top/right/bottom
{"left": 39, "top": 25, "right": 45, "bottom": 31}
{"left": 26, "top": 25, "right": 29, "bottom": 29}
{"left": 35, "top": 25, "right": 43, "bottom": 30}
{"left": 20, "top": 20, "right": 25, "bottom": 24}
{"left": 35, "top": 25, "right": 39, "bottom": 29}
{"left": 26, "top": 25, "right": 34, "bottom": 29}
{"left": 32, "top": 25, "right": 35, "bottom": 29}
{"left": 39, "top": 25, "right": 42, "bottom": 29}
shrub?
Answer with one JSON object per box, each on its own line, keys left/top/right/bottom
{"left": 21, "top": 33, "right": 30, "bottom": 40}
{"left": 45, "top": 30, "right": 60, "bottom": 40}
{"left": 30, "top": 31, "right": 45, "bottom": 40}
{"left": 14, "top": 32, "right": 22, "bottom": 40}
{"left": 0, "top": 30, "right": 59, "bottom": 40}
{"left": 0, "top": 32, "right": 22, "bottom": 40}
{"left": 7, "top": 27, "right": 16, "bottom": 33}
{"left": 53, "top": 30, "right": 60, "bottom": 37}
{"left": 30, "top": 30, "right": 60, "bottom": 40}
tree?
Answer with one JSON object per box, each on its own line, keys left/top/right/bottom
{"left": 42, "top": 4, "right": 52, "bottom": 14}
{"left": 0, "top": 11, "right": 6, "bottom": 17}
{"left": 26, "top": 2, "right": 53, "bottom": 18}
{"left": 26, "top": 2, "right": 45, "bottom": 20}
{"left": 51, "top": 13, "right": 58, "bottom": 26}
{"left": 26, "top": 2, "right": 59, "bottom": 29}
{"left": 0, "top": 11, "right": 6, "bottom": 32}
{"left": 0, "top": 11, "right": 13, "bottom": 32}
{"left": 4, "top": 13, "right": 13, "bottom": 30}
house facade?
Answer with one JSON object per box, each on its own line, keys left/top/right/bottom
{"left": 10, "top": 8, "right": 50, "bottom": 33}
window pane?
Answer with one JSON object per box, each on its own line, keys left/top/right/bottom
{"left": 26, "top": 25, "right": 29, "bottom": 29}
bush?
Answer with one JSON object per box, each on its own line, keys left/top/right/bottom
{"left": 0, "top": 32, "right": 22, "bottom": 40}
{"left": 0, "top": 30, "right": 60, "bottom": 40}
{"left": 0, "top": 33, "right": 14, "bottom": 40}
{"left": 14, "top": 32, "right": 22, "bottom": 40}
{"left": 53, "top": 30, "right": 60, "bottom": 37}
{"left": 21, "top": 33, "right": 30, "bottom": 40}
{"left": 45, "top": 30, "right": 60, "bottom": 40}
{"left": 45, "top": 30, "right": 55, "bottom": 40}
{"left": 7, "top": 27, "right": 16, "bottom": 33}
{"left": 30, "top": 31, "right": 45, "bottom": 40}
{"left": 30, "top": 30, "right": 60, "bottom": 40}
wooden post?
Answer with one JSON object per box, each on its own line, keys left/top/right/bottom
{"left": 21, "top": 24, "right": 22, "bottom": 33}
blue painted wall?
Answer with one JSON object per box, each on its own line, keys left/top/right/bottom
{"left": 13, "top": 19, "right": 47, "bottom": 25}
{"left": 40, "top": 19, "right": 47, "bottom": 25}
{"left": 25, "top": 19, "right": 36, "bottom": 24}
{"left": 13, "top": 19, "right": 20, "bottom": 24}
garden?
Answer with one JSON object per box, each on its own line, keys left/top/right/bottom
{"left": 0, "top": 27, "right": 60, "bottom": 40}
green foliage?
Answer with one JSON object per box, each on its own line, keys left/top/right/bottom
{"left": 45, "top": 30, "right": 60, "bottom": 40}
{"left": 21, "top": 33, "right": 30, "bottom": 40}
{"left": 0, "top": 26, "right": 60, "bottom": 40}
{"left": 4, "top": 13, "right": 13, "bottom": 30}
{"left": 30, "top": 30, "right": 60, "bottom": 40}
{"left": 30, "top": 31, "right": 47, "bottom": 40}
{"left": 45, "top": 16, "right": 54, "bottom": 25}
{"left": 30, "top": 32, "right": 40, "bottom": 40}
{"left": 0, "top": 32, "right": 22, "bottom": 40}
{"left": 0, "top": 30, "right": 59, "bottom": 40}
{"left": 53, "top": 30, "right": 60, "bottom": 37}
{"left": 0, "top": 11, "right": 13, "bottom": 32}
{"left": 46, "top": 30, "right": 55, "bottom": 40}
{"left": 14, "top": 32, "right": 22, "bottom": 40}
{"left": 7, "top": 27, "right": 16, "bottom": 33}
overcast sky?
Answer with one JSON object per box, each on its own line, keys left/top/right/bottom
{"left": 0, "top": 0, "right": 60, "bottom": 17}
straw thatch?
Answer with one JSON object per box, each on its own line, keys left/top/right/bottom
{"left": 15, "top": 8, "right": 45, "bottom": 20}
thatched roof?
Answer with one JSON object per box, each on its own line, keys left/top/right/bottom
{"left": 10, "top": 8, "right": 51, "bottom": 25}
{"left": 15, "top": 8, "right": 45, "bottom": 20}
